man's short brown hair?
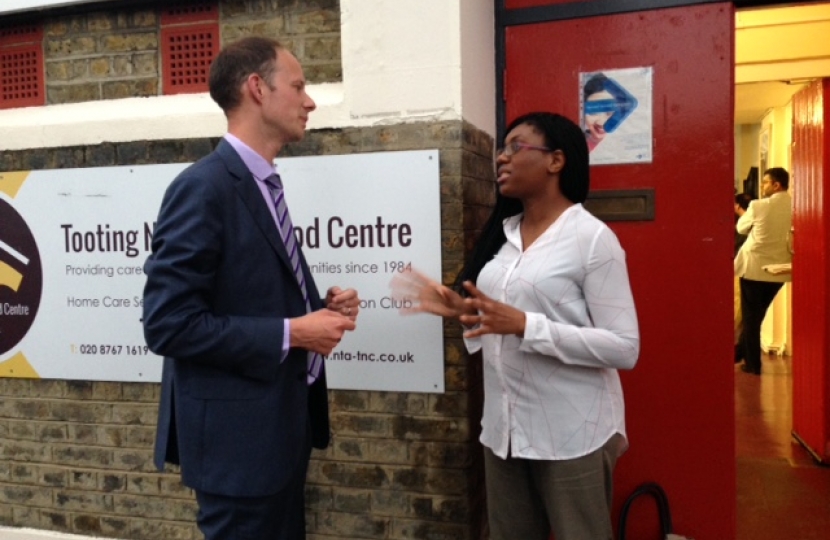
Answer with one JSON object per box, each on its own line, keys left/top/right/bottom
{"left": 208, "top": 37, "right": 283, "bottom": 113}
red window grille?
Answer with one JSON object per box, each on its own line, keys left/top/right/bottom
{"left": 0, "top": 24, "right": 44, "bottom": 110}
{"left": 160, "top": 2, "right": 219, "bottom": 95}
{"left": 0, "top": 24, "right": 43, "bottom": 47}
{"left": 160, "top": 2, "right": 219, "bottom": 26}
{"left": 161, "top": 24, "right": 219, "bottom": 95}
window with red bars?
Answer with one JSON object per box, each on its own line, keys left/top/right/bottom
{"left": 160, "top": 2, "right": 219, "bottom": 95}
{"left": 0, "top": 24, "right": 44, "bottom": 109}
{"left": 160, "top": 2, "right": 219, "bottom": 26}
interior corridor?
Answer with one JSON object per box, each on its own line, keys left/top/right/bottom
{"left": 735, "top": 353, "right": 830, "bottom": 539}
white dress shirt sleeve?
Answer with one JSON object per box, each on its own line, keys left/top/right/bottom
{"left": 463, "top": 334, "right": 482, "bottom": 354}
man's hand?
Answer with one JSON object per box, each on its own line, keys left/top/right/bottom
{"left": 325, "top": 286, "right": 360, "bottom": 322}
{"left": 290, "top": 309, "right": 356, "bottom": 356}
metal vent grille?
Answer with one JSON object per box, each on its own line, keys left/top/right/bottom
{"left": 0, "top": 24, "right": 42, "bottom": 46}
{"left": 161, "top": 25, "right": 219, "bottom": 95}
{"left": 160, "top": 2, "right": 218, "bottom": 25}
{"left": 0, "top": 45, "right": 44, "bottom": 108}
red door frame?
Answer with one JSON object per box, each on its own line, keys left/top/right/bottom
{"left": 497, "top": 1, "right": 737, "bottom": 538}
{"left": 791, "top": 80, "right": 830, "bottom": 464}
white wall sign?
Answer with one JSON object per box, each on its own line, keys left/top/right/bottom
{"left": 0, "top": 0, "right": 106, "bottom": 15}
{"left": 0, "top": 150, "right": 444, "bottom": 393}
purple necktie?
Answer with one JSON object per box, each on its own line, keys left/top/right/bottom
{"left": 264, "top": 173, "right": 322, "bottom": 384}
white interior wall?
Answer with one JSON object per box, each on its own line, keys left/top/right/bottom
{"left": 0, "top": 0, "right": 496, "bottom": 152}
{"left": 758, "top": 104, "right": 794, "bottom": 356}
{"left": 734, "top": 123, "right": 760, "bottom": 193}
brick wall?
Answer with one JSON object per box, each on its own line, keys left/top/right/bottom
{"left": 221, "top": 0, "right": 342, "bottom": 83}
{"left": 12, "top": 0, "right": 342, "bottom": 105}
{"left": 0, "top": 379, "right": 196, "bottom": 538}
{"left": 0, "top": 119, "right": 495, "bottom": 540}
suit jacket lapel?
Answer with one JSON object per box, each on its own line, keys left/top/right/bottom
{"left": 216, "top": 140, "right": 296, "bottom": 277}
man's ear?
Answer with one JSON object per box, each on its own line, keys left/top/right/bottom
{"left": 547, "top": 149, "right": 565, "bottom": 175}
{"left": 245, "top": 73, "right": 264, "bottom": 105}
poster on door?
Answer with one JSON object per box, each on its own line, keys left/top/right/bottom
{"left": 580, "top": 67, "right": 653, "bottom": 165}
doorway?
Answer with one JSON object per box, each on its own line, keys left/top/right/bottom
{"left": 733, "top": 4, "right": 830, "bottom": 538}
{"left": 734, "top": 1, "right": 830, "bottom": 462}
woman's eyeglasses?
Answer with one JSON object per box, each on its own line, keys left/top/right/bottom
{"left": 496, "top": 141, "right": 551, "bottom": 157}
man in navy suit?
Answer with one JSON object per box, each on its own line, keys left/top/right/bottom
{"left": 143, "top": 36, "right": 359, "bottom": 539}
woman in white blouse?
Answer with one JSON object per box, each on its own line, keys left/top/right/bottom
{"left": 393, "top": 112, "right": 639, "bottom": 540}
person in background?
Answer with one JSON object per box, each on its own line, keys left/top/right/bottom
{"left": 734, "top": 191, "right": 754, "bottom": 363}
{"left": 143, "top": 37, "right": 359, "bottom": 539}
{"left": 391, "top": 112, "right": 639, "bottom": 540}
{"left": 734, "top": 192, "right": 754, "bottom": 255}
{"left": 734, "top": 167, "right": 792, "bottom": 375}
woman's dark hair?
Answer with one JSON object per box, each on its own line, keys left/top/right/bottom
{"left": 209, "top": 37, "right": 283, "bottom": 113}
{"left": 455, "top": 112, "right": 590, "bottom": 288}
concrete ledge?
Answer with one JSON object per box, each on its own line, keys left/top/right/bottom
{"left": 0, "top": 82, "right": 461, "bottom": 152}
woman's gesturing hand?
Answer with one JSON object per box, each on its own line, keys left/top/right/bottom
{"left": 459, "top": 281, "right": 526, "bottom": 338}
{"left": 389, "top": 269, "right": 467, "bottom": 318}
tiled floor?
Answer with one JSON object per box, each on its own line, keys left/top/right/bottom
{"left": 735, "top": 353, "right": 830, "bottom": 540}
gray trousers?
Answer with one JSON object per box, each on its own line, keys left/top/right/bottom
{"left": 484, "top": 434, "right": 624, "bottom": 540}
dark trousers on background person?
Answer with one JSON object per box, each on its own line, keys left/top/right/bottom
{"left": 739, "top": 277, "right": 783, "bottom": 375}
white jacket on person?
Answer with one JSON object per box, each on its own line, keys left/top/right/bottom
{"left": 734, "top": 191, "right": 792, "bottom": 283}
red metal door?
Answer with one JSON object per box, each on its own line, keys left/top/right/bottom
{"left": 502, "top": 2, "right": 736, "bottom": 538}
{"left": 791, "top": 79, "right": 830, "bottom": 463}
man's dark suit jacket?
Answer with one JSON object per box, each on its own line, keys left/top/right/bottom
{"left": 143, "top": 139, "right": 330, "bottom": 498}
